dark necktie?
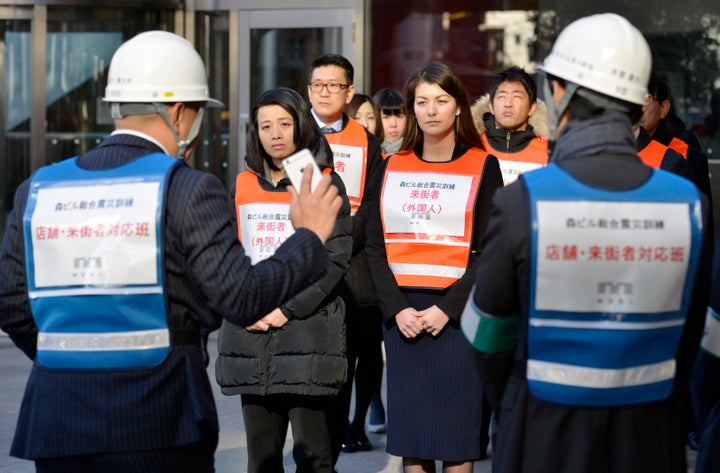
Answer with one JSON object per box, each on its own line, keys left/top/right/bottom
{"left": 321, "top": 126, "right": 336, "bottom": 134}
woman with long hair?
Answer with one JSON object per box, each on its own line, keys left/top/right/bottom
{"left": 365, "top": 62, "right": 502, "bottom": 473}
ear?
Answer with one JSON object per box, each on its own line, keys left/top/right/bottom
{"left": 528, "top": 101, "right": 537, "bottom": 117}
{"left": 167, "top": 102, "right": 184, "bottom": 127}
{"left": 345, "top": 85, "right": 355, "bottom": 104}
{"left": 551, "top": 80, "right": 566, "bottom": 105}
{"left": 658, "top": 99, "right": 671, "bottom": 120}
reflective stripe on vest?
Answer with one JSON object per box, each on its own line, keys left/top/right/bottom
{"left": 701, "top": 306, "right": 720, "bottom": 358}
{"left": 381, "top": 148, "right": 488, "bottom": 289}
{"left": 324, "top": 118, "right": 368, "bottom": 213}
{"left": 637, "top": 139, "right": 670, "bottom": 169}
{"left": 235, "top": 171, "right": 295, "bottom": 264}
{"left": 481, "top": 133, "right": 548, "bottom": 185}
{"left": 23, "top": 153, "right": 179, "bottom": 369}
{"left": 524, "top": 163, "right": 702, "bottom": 406}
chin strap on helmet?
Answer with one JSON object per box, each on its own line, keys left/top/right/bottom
{"left": 154, "top": 102, "right": 206, "bottom": 160}
{"left": 543, "top": 78, "right": 578, "bottom": 140}
{"left": 110, "top": 102, "right": 206, "bottom": 160}
{"left": 109, "top": 102, "right": 158, "bottom": 119}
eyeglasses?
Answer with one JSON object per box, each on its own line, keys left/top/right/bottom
{"left": 308, "top": 81, "right": 350, "bottom": 94}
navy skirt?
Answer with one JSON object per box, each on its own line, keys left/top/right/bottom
{"left": 383, "top": 291, "right": 485, "bottom": 461}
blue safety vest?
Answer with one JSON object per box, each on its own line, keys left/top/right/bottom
{"left": 524, "top": 163, "right": 702, "bottom": 406}
{"left": 23, "top": 153, "right": 181, "bottom": 369}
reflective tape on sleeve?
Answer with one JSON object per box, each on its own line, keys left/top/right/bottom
{"left": 701, "top": 307, "right": 720, "bottom": 358}
{"left": 460, "top": 294, "right": 520, "bottom": 354}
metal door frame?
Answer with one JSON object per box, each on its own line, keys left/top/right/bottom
{"left": 218, "top": 0, "right": 364, "bottom": 177}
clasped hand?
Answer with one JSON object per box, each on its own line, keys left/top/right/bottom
{"left": 395, "top": 305, "right": 449, "bottom": 339}
{"left": 246, "top": 307, "right": 288, "bottom": 332}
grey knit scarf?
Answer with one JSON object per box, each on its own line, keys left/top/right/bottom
{"left": 381, "top": 137, "right": 404, "bottom": 157}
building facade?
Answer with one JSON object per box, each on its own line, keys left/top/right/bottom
{"left": 1, "top": 0, "right": 719, "bottom": 235}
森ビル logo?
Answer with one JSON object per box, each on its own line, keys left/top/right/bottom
{"left": 72, "top": 256, "right": 104, "bottom": 279}
{"left": 597, "top": 281, "right": 634, "bottom": 305}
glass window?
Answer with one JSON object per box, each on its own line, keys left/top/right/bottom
{"left": 1, "top": 17, "right": 31, "bottom": 236}
{"left": 250, "top": 27, "right": 338, "bottom": 106}
{"left": 370, "top": 0, "right": 720, "bottom": 234}
{"left": 45, "top": 6, "right": 176, "bottom": 165}
{"left": 370, "top": 2, "right": 720, "bottom": 123}
{"left": 195, "top": 11, "right": 230, "bottom": 185}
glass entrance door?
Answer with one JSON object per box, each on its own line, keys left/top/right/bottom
{"left": 230, "top": 7, "right": 357, "bottom": 175}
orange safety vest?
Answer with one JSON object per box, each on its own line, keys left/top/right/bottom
{"left": 637, "top": 139, "right": 671, "bottom": 169}
{"left": 669, "top": 137, "right": 689, "bottom": 159}
{"left": 380, "top": 148, "right": 488, "bottom": 289}
{"left": 481, "top": 133, "right": 548, "bottom": 185}
{"left": 234, "top": 168, "right": 333, "bottom": 244}
{"left": 324, "top": 118, "right": 368, "bottom": 213}
{"left": 234, "top": 171, "right": 294, "bottom": 263}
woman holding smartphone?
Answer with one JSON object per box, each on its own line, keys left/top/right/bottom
{"left": 215, "top": 87, "right": 352, "bottom": 473}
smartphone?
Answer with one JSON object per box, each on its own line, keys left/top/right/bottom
{"left": 282, "top": 148, "right": 322, "bottom": 192}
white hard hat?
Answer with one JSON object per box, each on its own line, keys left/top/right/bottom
{"left": 537, "top": 13, "right": 651, "bottom": 106}
{"left": 103, "top": 30, "right": 222, "bottom": 107}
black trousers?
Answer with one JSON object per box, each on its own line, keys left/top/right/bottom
{"left": 242, "top": 393, "right": 334, "bottom": 473}
{"left": 34, "top": 422, "right": 217, "bottom": 473}
{"left": 347, "top": 306, "right": 384, "bottom": 433}
{"left": 327, "top": 305, "right": 384, "bottom": 462}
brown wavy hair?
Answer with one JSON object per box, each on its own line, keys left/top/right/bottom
{"left": 401, "top": 61, "right": 483, "bottom": 152}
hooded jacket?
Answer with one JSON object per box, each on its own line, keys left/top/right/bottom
{"left": 471, "top": 93, "right": 550, "bottom": 151}
{"left": 472, "top": 94, "right": 549, "bottom": 185}
{"left": 215, "top": 133, "right": 353, "bottom": 396}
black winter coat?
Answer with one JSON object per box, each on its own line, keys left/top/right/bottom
{"left": 215, "top": 133, "right": 353, "bottom": 397}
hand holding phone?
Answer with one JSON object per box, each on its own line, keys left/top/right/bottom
{"left": 285, "top": 148, "right": 342, "bottom": 244}
{"left": 282, "top": 148, "right": 322, "bottom": 192}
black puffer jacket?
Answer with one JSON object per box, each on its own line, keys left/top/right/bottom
{"left": 215, "top": 133, "right": 353, "bottom": 396}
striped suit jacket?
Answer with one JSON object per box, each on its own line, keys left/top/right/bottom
{"left": 0, "top": 133, "right": 329, "bottom": 459}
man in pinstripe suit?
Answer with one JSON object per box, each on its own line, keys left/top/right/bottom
{"left": 0, "top": 31, "right": 341, "bottom": 473}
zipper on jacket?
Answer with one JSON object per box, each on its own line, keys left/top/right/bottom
{"left": 505, "top": 130, "right": 511, "bottom": 152}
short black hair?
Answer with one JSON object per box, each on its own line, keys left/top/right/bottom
{"left": 489, "top": 66, "right": 537, "bottom": 104}
{"left": 647, "top": 71, "right": 671, "bottom": 103}
{"left": 309, "top": 54, "right": 354, "bottom": 85}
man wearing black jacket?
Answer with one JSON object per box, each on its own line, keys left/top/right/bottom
{"left": 462, "top": 14, "right": 711, "bottom": 473}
